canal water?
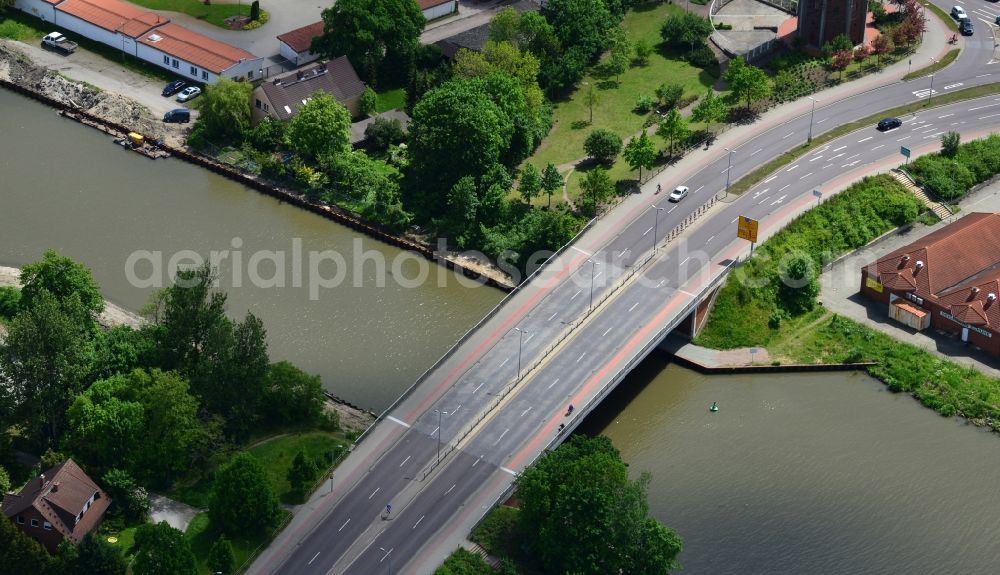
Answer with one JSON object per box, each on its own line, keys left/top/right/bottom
{"left": 0, "top": 89, "right": 503, "bottom": 410}
{"left": 583, "top": 355, "right": 1000, "bottom": 574}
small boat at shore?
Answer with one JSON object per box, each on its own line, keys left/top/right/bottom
{"left": 709, "top": 402, "right": 719, "bottom": 412}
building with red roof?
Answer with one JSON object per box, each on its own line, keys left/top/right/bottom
{"left": 417, "top": 0, "right": 457, "bottom": 20}
{"left": 14, "top": 0, "right": 263, "bottom": 83}
{"left": 2, "top": 459, "right": 111, "bottom": 553}
{"left": 860, "top": 213, "right": 1000, "bottom": 356}
{"left": 277, "top": 20, "right": 324, "bottom": 67}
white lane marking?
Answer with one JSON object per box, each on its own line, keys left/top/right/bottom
{"left": 731, "top": 217, "right": 739, "bottom": 223}
{"left": 750, "top": 148, "right": 763, "bottom": 156}
{"left": 694, "top": 185, "right": 704, "bottom": 193}
{"left": 833, "top": 145, "right": 847, "bottom": 151}
{"left": 643, "top": 226, "right": 653, "bottom": 236}
{"left": 445, "top": 484, "right": 456, "bottom": 495}
{"left": 779, "top": 184, "right": 791, "bottom": 191}
{"left": 979, "top": 112, "right": 1000, "bottom": 119}
{"left": 525, "top": 332, "right": 535, "bottom": 342}
{"left": 628, "top": 301, "right": 639, "bottom": 312}
{"left": 520, "top": 406, "right": 532, "bottom": 417}
{"left": 761, "top": 195, "right": 772, "bottom": 203}
{"left": 679, "top": 288, "right": 697, "bottom": 297}
{"left": 493, "top": 428, "right": 509, "bottom": 445}
{"left": 593, "top": 271, "right": 602, "bottom": 280}
{"left": 938, "top": 113, "right": 954, "bottom": 118}
{"left": 976, "top": 73, "right": 992, "bottom": 78}
{"left": 498, "top": 357, "right": 509, "bottom": 368}
{"left": 799, "top": 172, "right": 813, "bottom": 180}
{"left": 387, "top": 416, "right": 411, "bottom": 428}
{"left": 369, "top": 487, "right": 381, "bottom": 500}
{"left": 858, "top": 136, "right": 873, "bottom": 143}
{"left": 339, "top": 518, "right": 351, "bottom": 532}
{"left": 817, "top": 117, "right": 828, "bottom": 123}
{"left": 917, "top": 124, "right": 937, "bottom": 132}
{"left": 399, "top": 456, "right": 411, "bottom": 467}
{"left": 829, "top": 153, "right": 845, "bottom": 160}
{"left": 547, "top": 378, "right": 560, "bottom": 389}
{"left": 763, "top": 176, "right": 777, "bottom": 183}
{"left": 576, "top": 352, "right": 587, "bottom": 363}
{"left": 548, "top": 312, "right": 557, "bottom": 321}
{"left": 809, "top": 155, "right": 823, "bottom": 162}
{"left": 913, "top": 89, "right": 936, "bottom": 98}
{"left": 617, "top": 248, "right": 628, "bottom": 257}
{"left": 656, "top": 279, "right": 665, "bottom": 288}
{"left": 309, "top": 552, "right": 321, "bottom": 565}
{"left": 680, "top": 256, "right": 691, "bottom": 265}
{"left": 501, "top": 466, "right": 516, "bottom": 476}
{"left": 822, "top": 163, "right": 833, "bottom": 169}
{"left": 845, "top": 153, "right": 861, "bottom": 161}
{"left": 721, "top": 167, "right": 729, "bottom": 174}
{"left": 452, "top": 404, "right": 461, "bottom": 415}
{"left": 430, "top": 426, "right": 439, "bottom": 436}
{"left": 668, "top": 205, "right": 677, "bottom": 213}
{"left": 786, "top": 164, "right": 799, "bottom": 171}
{"left": 871, "top": 144, "right": 884, "bottom": 150}
{"left": 708, "top": 234, "right": 716, "bottom": 242}
{"left": 771, "top": 194, "right": 787, "bottom": 205}
{"left": 570, "top": 289, "right": 582, "bottom": 300}
{"left": 602, "top": 326, "right": 613, "bottom": 337}
{"left": 472, "top": 456, "right": 481, "bottom": 467}
{"left": 896, "top": 136, "right": 911, "bottom": 141}
{"left": 379, "top": 549, "right": 393, "bottom": 564}
{"left": 753, "top": 188, "right": 769, "bottom": 198}
{"left": 943, "top": 83, "right": 963, "bottom": 90}
{"left": 413, "top": 515, "right": 425, "bottom": 529}
{"left": 782, "top": 132, "right": 794, "bottom": 139}
{"left": 473, "top": 382, "right": 485, "bottom": 394}
{"left": 969, "top": 102, "right": 1000, "bottom": 111}
{"left": 570, "top": 246, "right": 592, "bottom": 255}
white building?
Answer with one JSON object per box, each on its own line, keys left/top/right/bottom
{"left": 276, "top": 21, "right": 323, "bottom": 67}
{"left": 13, "top": 0, "right": 262, "bottom": 83}
{"left": 418, "top": 0, "right": 457, "bottom": 20}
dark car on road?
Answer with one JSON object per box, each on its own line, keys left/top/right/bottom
{"left": 162, "top": 80, "right": 185, "bottom": 97}
{"left": 960, "top": 18, "right": 974, "bottom": 35}
{"left": 877, "top": 117, "right": 902, "bottom": 131}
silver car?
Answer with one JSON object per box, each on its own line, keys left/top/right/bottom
{"left": 668, "top": 186, "right": 689, "bottom": 202}
{"left": 176, "top": 86, "right": 201, "bottom": 102}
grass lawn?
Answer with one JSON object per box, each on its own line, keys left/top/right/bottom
{"left": 127, "top": 0, "right": 252, "bottom": 28}
{"left": 526, "top": 2, "right": 718, "bottom": 171}
{"left": 376, "top": 87, "right": 406, "bottom": 112}
{"left": 247, "top": 431, "right": 349, "bottom": 504}
{"left": 186, "top": 509, "right": 292, "bottom": 574}
{"left": 0, "top": 15, "right": 43, "bottom": 41}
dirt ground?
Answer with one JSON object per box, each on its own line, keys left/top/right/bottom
{"left": 325, "top": 401, "right": 376, "bottom": 434}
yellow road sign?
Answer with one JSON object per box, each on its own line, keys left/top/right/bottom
{"left": 737, "top": 215, "right": 758, "bottom": 243}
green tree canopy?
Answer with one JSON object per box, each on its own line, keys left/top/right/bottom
{"left": 691, "top": 88, "right": 728, "bottom": 124}
{"left": 210, "top": 453, "right": 280, "bottom": 536}
{"left": 287, "top": 450, "right": 321, "bottom": 499}
{"left": 197, "top": 78, "right": 253, "bottom": 142}
{"left": 0, "top": 465, "right": 9, "bottom": 495}
{"left": 207, "top": 536, "right": 236, "bottom": 575}
{"left": 656, "top": 108, "right": 690, "bottom": 156}
{"left": 580, "top": 167, "right": 615, "bottom": 215}
{"left": 311, "top": 0, "right": 424, "bottom": 85}
{"left": 132, "top": 522, "right": 197, "bottom": 575}
{"left": 19, "top": 249, "right": 104, "bottom": 320}
{"left": 660, "top": 12, "right": 713, "bottom": 51}
{"left": 585, "top": 128, "right": 623, "bottom": 163}
{"left": 0, "top": 513, "right": 61, "bottom": 575}
{"left": 518, "top": 163, "right": 543, "bottom": 204}
{"left": 261, "top": 361, "right": 326, "bottom": 427}
{"left": 74, "top": 533, "right": 127, "bottom": 575}
{"left": 516, "top": 435, "right": 682, "bottom": 575}
{"left": 102, "top": 469, "right": 151, "bottom": 522}
{"left": 622, "top": 131, "right": 657, "bottom": 182}
{"left": 724, "top": 58, "right": 771, "bottom": 111}
{"left": 540, "top": 163, "right": 564, "bottom": 208}
{"left": 286, "top": 92, "right": 352, "bottom": 159}
{"left": 545, "top": 0, "right": 616, "bottom": 60}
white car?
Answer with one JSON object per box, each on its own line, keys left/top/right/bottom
{"left": 951, "top": 5, "right": 967, "bottom": 20}
{"left": 668, "top": 186, "right": 689, "bottom": 202}
{"left": 176, "top": 86, "right": 201, "bottom": 102}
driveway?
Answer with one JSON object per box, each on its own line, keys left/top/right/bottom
{"left": 819, "top": 179, "right": 1000, "bottom": 378}
{"left": 149, "top": 493, "right": 202, "bottom": 532}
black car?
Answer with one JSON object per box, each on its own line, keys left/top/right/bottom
{"left": 162, "top": 80, "right": 186, "bottom": 97}
{"left": 960, "top": 18, "right": 974, "bottom": 35}
{"left": 877, "top": 117, "right": 902, "bottom": 131}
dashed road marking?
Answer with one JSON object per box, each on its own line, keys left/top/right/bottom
{"left": 570, "top": 246, "right": 592, "bottom": 255}
{"left": 520, "top": 406, "right": 532, "bottom": 417}
{"left": 858, "top": 136, "right": 873, "bottom": 143}
{"left": 628, "top": 301, "right": 639, "bottom": 312}
{"left": 871, "top": 144, "right": 884, "bottom": 150}
{"left": 576, "top": 352, "right": 587, "bottom": 363}
{"left": 570, "top": 289, "right": 581, "bottom": 300}
{"left": 779, "top": 184, "right": 791, "bottom": 191}
{"left": 939, "top": 113, "right": 954, "bottom": 118}
{"left": 799, "top": 172, "right": 813, "bottom": 180}
{"left": 399, "top": 456, "right": 410, "bottom": 467}
{"left": 833, "top": 145, "right": 847, "bottom": 151}
{"left": 969, "top": 102, "right": 1000, "bottom": 111}
{"left": 473, "top": 382, "right": 485, "bottom": 394}
{"left": 548, "top": 312, "right": 557, "bottom": 321}
{"left": 445, "top": 484, "right": 456, "bottom": 495}
{"left": 809, "top": 155, "right": 823, "bottom": 162}
{"left": 786, "top": 164, "right": 799, "bottom": 171}
{"left": 369, "top": 487, "right": 381, "bottom": 500}
{"left": 750, "top": 148, "right": 763, "bottom": 156}
{"left": 498, "top": 357, "right": 509, "bottom": 368}
{"left": 339, "top": 518, "right": 351, "bottom": 532}
{"left": 782, "top": 132, "right": 794, "bottom": 139}
{"left": 309, "top": 552, "right": 321, "bottom": 565}
{"left": 547, "top": 378, "right": 560, "bottom": 389}
{"left": 413, "top": 515, "right": 425, "bottom": 529}
{"left": 493, "top": 428, "right": 509, "bottom": 445}
{"left": 896, "top": 136, "right": 911, "bottom": 141}
{"left": 763, "top": 176, "right": 777, "bottom": 183}
{"left": 822, "top": 163, "right": 833, "bottom": 169}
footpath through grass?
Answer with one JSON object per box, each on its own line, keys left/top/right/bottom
{"left": 527, "top": 2, "right": 718, "bottom": 170}
{"left": 695, "top": 173, "right": 1000, "bottom": 429}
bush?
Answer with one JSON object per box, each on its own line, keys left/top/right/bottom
{"left": 584, "top": 128, "right": 623, "bottom": 163}
{"left": 246, "top": 118, "right": 285, "bottom": 152}
{"left": 633, "top": 95, "right": 657, "bottom": 114}
{"left": 360, "top": 87, "right": 377, "bottom": 117}
{"left": 102, "top": 469, "right": 151, "bottom": 522}
{"left": 364, "top": 116, "right": 406, "bottom": 153}
{"left": 0, "top": 286, "right": 20, "bottom": 319}
{"left": 684, "top": 44, "right": 718, "bottom": 69}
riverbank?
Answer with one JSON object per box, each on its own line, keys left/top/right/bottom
{"left": 0, "top": 265, "right": 143, "bottom": 329}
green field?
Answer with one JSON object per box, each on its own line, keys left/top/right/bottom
{"left": 127, "top": 0, "right": 252, "bottom": 29}
{"left": 527, "top": 2, "right": 718, "bottom": 171}
{"left": 376, "top": 87, "right": 406, "bottom": 113}
{"left": 248, "top": 432, "right": 348, "bottom": 504}
{"left": 186, "top": 509, "right": 292, "bottom": 574}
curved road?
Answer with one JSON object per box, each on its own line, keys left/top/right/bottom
{"left": 254, "top": 3, "right": 1000, "bottom": 574}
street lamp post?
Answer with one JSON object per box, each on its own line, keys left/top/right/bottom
{"left": 587, "top": 259, "right": 599, "bottom": 310}
{"left": 807, "top": 97, "right": 817, "bottom": 143}
{"left": 650, "top": 205, "right": 664, "bottom": 255}
{"left": 379, "top": 547, "right": 393, "bottom": 575}
{"left": 513, "top": 327, "right": 527, "bottom": 379}
{"left": 927, "top": 58, "right": 938, "bottom": 105}
{"left": 434, "top": 409, "right": 449, "bottom": 464}
{"left": 724, "top": 147, "right": 736, "bottom": 194}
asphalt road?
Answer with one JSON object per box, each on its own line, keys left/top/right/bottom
{"left": 264, "top": 4, "right": 1000, "bottom": 574}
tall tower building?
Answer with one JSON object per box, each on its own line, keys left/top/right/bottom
{"left": 796, "top": 0, "right": 868, "bottom": 48}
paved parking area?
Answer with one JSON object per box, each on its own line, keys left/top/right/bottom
{"left": 819, "top": 179, "right": 1000, "bottom": 378}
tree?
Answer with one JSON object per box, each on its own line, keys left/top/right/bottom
{"left": 660, "top": 12, "right": 714, "bottom": 51}
{"left": 545, "top": 0, "right": 616, "bottom": 60}
{"left": 633, "top": 39, "right": 652, "bottom": 66}
{"left": 622, "top": 131, "right": 657, "bottom": 182}
{"left": 871, "top": 34, "right": 892, "bottom": 67}
{"left": 311, "top": 0, "right": 424, "bottom": 85}
{"left": 210, "top": 453, "right": 280, "bottom": 536}
{"left": 724, "top": 57, "right": 771, "bottom": 112}
{"left": 691, "top": 88, "right": 728, "bottom": 125}
{"left": 19, "top": 249, "right": 104, "bottom": 321}
{"left": 580, "top": 167, "right": 614, "bottom": 214}
{"left": 583, "top": 82, "right": 600, "bottom": 124}
{"left": 584, "top": 129, "right": 623, "bottom": 164}
{"left": 0, "top": 513, "right": 61, "bottom": 575}
{"left": 853, "top": 45, "right": 870, "bottom": 67}
{"left": 822, "top": 33, "right": 854, "bottom": 55}
{"left": 656, "top": 108, "right": 690, "bottom": 157}
{"left": 286, "top": 92, "right": 352, "bottom": 159}
{"left": 207, "top": 536, "right": 236, "bottom": 575}
{"left": 407, "top": 79, "right": 514, "bottom": 216}
{"left": 516, "top": 436, "right": 682, "bottom": 574}
{"left": 605, "top": 26, "right": 631, "bottom": 82}
{"left": 102, "top": 469, "right": 150, "bottom": 522}
{"left": 132, "top": 522, "right": 197, "bottom": 575}
{"left": 75, "top": 533, "right": 127, "bottom": 575}
{"left": 363, "top": 116, "right": 406, "bottom": 153}
{"left": 287, "top": 451, "right": 320, "bottom": 499}
{"left": 540, "top": 163, "right": 564, "bottom": 209}
{"left": 831, "top": 50, "right": 853, "bottom": 80}
{"left": 778, "top": 254, "right": 819, "bottom": 314}
{"left": 360, "top": 87, "right": 377, "bottom": 117}
{"left": 655, "top": 83, "right": 684, "bottom": 110}
{"left": 435, "top": 547, "right": 494, "bottom": 575}
{"left": 1, "top": 289, "right": 94, "bottom": 443}
{"left": 0, "top": 465, "right": 9, "bottom": 494}
{"left": 196, "top": 78, "right": 253, "bottom": 142}
{"left": 261, "top": 361, "right": 326, "bottom": 427}
{"left": 518, "top": 163, "right": 543, "bottom": 204}
{"left": 941, "top": 131, "right": 961, "bottom": 157}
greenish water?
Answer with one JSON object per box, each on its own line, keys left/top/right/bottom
{"left": 0, "top": 89, "right": 503, "bottom": 410}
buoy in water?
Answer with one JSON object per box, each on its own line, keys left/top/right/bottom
{"left": 709, "top": 402, "right": 719, "bottom": 412}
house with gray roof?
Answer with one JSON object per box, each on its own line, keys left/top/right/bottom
{"left": 251, "top": 57, "right": 367, "bottom": 124}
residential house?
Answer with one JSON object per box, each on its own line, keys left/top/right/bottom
{"left": 419, "top": 0, "right": 457, "bottom": 20}
{"left": 2, "top": 459, "right": 111, "bottom": 553}
{"left": 276, "top": 20, "right": 324, "bottom": 67}
{"left": 251, "top": 57, "right": 367, "bottom": 124}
